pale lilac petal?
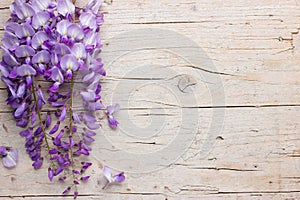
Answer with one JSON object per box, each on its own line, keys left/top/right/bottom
{"left": 60, "top": 54, "right": 79, "bottom": 71}
{"left": 16, "top": 64, "right": 37, "bottom": 76}
{"left": 83, "top": 113, "right": 96, "bottom": 123}
{"left": 71, "top": 43, "right": 86, "bottom": 60}
{"left": 84, "top": 128, "right": 96, "bottom": 137}
{"left": 80, "top": 91, "right": 96, "bottom": 102}
{"left": 83, "top": 135, "right": 95, "bottom": 143}
{"left": 84, "top": 31, "right": 100, "bottom": 48}
{"left": 57, "top": 0, "right": 75, "bottom": 16}
{"left": 17, "top": 82, "right": 26, "bottom": 98}
{"left": 14, "top": 102, "right": 26, "bottom": 118}
{"left": 48, "top": 168, "right": 54, "bottom": 181}
{"left": 13, "top": 3, "right": 35, "bottom": 20}
{"left": 32, "top": 50, "right": 51, "bottom": 64}
{"left": 3, "top": 51, "right": 20, "bottom": 66}
{"left": 15, "top": 45, "right": 35, "bottom": 58}
{"left": 86, "top": 122, "right": 100, "bottom": 130}
{"left": 103, "top": 166, "right": 114, "bottom": 183}
{"left": 86, "top": 102, "right": 103, "bottom": 111}
{"left": 32, "top": 0, "right": 52, "bottom": 11}
{"left": 113, "top": 172, "right": 125, "bottom": 183}
{"left": 80, "top": 12, "right": 97, "bottom": 30}
{"left": 50, "top": 67, "right": 64, "bottom": 83}
{"left": 2, "top": 32, "right": 19, "bottom": 50}
{"left": 15, "top": 23, "right": 35, "bottom": 38}
{"left": 67, "top": 24, "right": 84, "bottom": 41}
{"left": 56, "top": 20, "right": 72, "bottom": 36}
{"left": 84, "top": 0, "right": 102, "bottom": 14}
{"left": 107, "top": 104, "right": 120, "bottom": 115}
{"left": 32, "top": 12, "right": 50, "bottom": 29}
{"left": 5, "top": 22, "right": 19, "bottom": 33}
{"left": 2, "top": 149, "right": 18, "bottom": 168}
{"left": 32, "top": 31, "right": 49, "bottom": 49}
{"left": 54, "top": 43, "right": 71, "bottom": 56}
{"left": 59, "top": 106, "right": 67, "bottom": 121}
{"left": 72, "top": 111, "right": 82, "bottom": 124}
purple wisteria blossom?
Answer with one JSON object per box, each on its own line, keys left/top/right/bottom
{"left": 102, "top": 166, "right": 125, "bottom": 189}
{"left": 106, "top": 104, "right": 120, "bottom": 129}
{"left": 0, "top": 146, "right": 18, "bottom": 168}
{"left": 1, "top": 0, "right": 124, "bottom": 198}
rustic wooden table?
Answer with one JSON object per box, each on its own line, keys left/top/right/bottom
{"left": 0, "top": 0, "right": 300, "bottom": 199}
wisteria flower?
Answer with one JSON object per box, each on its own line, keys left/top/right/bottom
{"left": 102, "top": 166, "right": 125, "bottom": 189}
{"left": 1, "top": 0, "right": 124, "bottom": 198}
{"left": 0, "top": 146, "right": 18, "bottom": 168}
{"left": 106, "top": 104, "right": 120, "bottom": 129}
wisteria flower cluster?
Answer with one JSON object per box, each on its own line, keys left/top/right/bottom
{"left": 0, "top": 0, "right": 124, "bottom": 198}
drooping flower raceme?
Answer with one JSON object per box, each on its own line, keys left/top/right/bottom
{"left": 0, "top": 0, "right": 123, "bottom": 198}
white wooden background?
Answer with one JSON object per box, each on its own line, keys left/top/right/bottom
{"left": 0, "top": 0, "right": 300, "bottom": 199}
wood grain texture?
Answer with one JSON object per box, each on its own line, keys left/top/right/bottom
{"left": 0, "top": 0, "right": 300, "bottom": 199}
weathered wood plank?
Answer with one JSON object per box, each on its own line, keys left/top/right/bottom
{"left": 0, "top": 0, "right": 299, "bottom": 199}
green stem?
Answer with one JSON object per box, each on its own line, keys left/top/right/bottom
{"left": 31, "top": 78, "right": 51, "bottom": 152}
{"left": 68, "top": 75, "right": 77, "bottom": 192}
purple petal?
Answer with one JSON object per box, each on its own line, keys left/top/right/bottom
{"left": 86, "top": 102, "right": 103, "bottom": 111}
{"left": 50, "top": 67, "right": 64, "bottom": 83}
{"left": 37, "top": 88, "right": 47, "bottom": 104}
{"left": 83, "top": 135, "right": 95, "bottom": 143}
{"left": 71, "top": 43, "right": 86, "bottom": 60}
{"left": 86, "top": 122, "right": 100, "bottom": 130}
{"left": 106, "top": 104, "right": 120, "bottom": 115}
{"left": 55, "top": 167, "right": 63, "bottom": 175}
{"left": 31, "top": 111, "right": 37, "bottom": 125}
{"left": 67, "top": 24, "right": 84, "bottom": 41}
{"left": 14, "top": 102, "right": 26, "bottom": 118}
{"left": 3, "top": 51, "right": 20, "bottom": 66}
{"left": 48, "top": 168, "right": 54, "bottom": 181}
{"left": 57, "top": 0, "right": 75, "bottom": 16}
{"left": 84, "top": 0, "right": 102, "bottom": 14}
{"left": 80, "top": 12, "right": 97, "bottom": 30}
{"left": 72, "top": 111, "right": 81, "bottom": 124}
{"left": 15, "top": 23, "right": 35, "bottom": 38}
{"left": 81, "top": 176, "right": 90, "bottom": 181}
{"left": 32, "top": 31, "right": 49, "bottom": 49}
{"left": 2, "top": 31, "right": 19, "bottom": 50}
{"left": 80, "top": 91, "right": 97, "bottom": 102}
{"left": 102, "top": 166, "right": 113, "bottom": 183}
{"left": 113, "top": 172, "right": 125, "bottom": 183}
{"left": 83, "top": 113, "right": 96, "bottom": 123}
{"left": 49, "top": 149, "right": 58, "bottom": 154}
{"left": 108, "top": 115, "right": 118, "bottom": 129}
{"left": 12, "top": 3, "right": 35, "bottom": 20}
{"left": 84, "top": 128, "right": 96, "bottom": 137}
{"left": 2, "top": 149, "right": 18, "bottom": 168}
{"left": 15, "top": 45, "right": 35, "bottom": 58}
{"left": 0, "top": 146, "right": 7, "bottom": 156}
{"left": 20, "top": 129, "right": 31, "bottom": 137}
{"left": 60, "top": 54, "right": 79, "bottom": 71}
{"left": 32, "top": 0, "right": 52, "bottom": 11}
{"left": 84, "top": 31, "right": 100, "bottom": 48}
{"left": 32, "top": 11, "right": 50, "bottom": 29}
{"left": 56, "top": 20, "right": 72, "bottom": 36}
{"left": 32, "top": 158, "right": 43, "bottom": 169}
{"left": 59, "top": 106, "right": 67, "bottom": 121}
{"left": 49, "top": 122, "right": 60, "bottom": 135}
{"left": 54, "top": 43, "right": 71, "bottom": 56}
{"left": 62, "top": 187, "right": 71, "bottom": 195}
{"left": 5, "top": 22, "right": 19, "bottom": 33}
{"left": 17, "top": 82, "right": 26, "bottom": 98}
{"left": 16, "top": 64, "right": 37, "bottom": 76}
{"left": 45, "top": 112, "right": 52, "bottom": 128}
{"left": 32, "top": 50, "right": 51, "bottom": 64}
